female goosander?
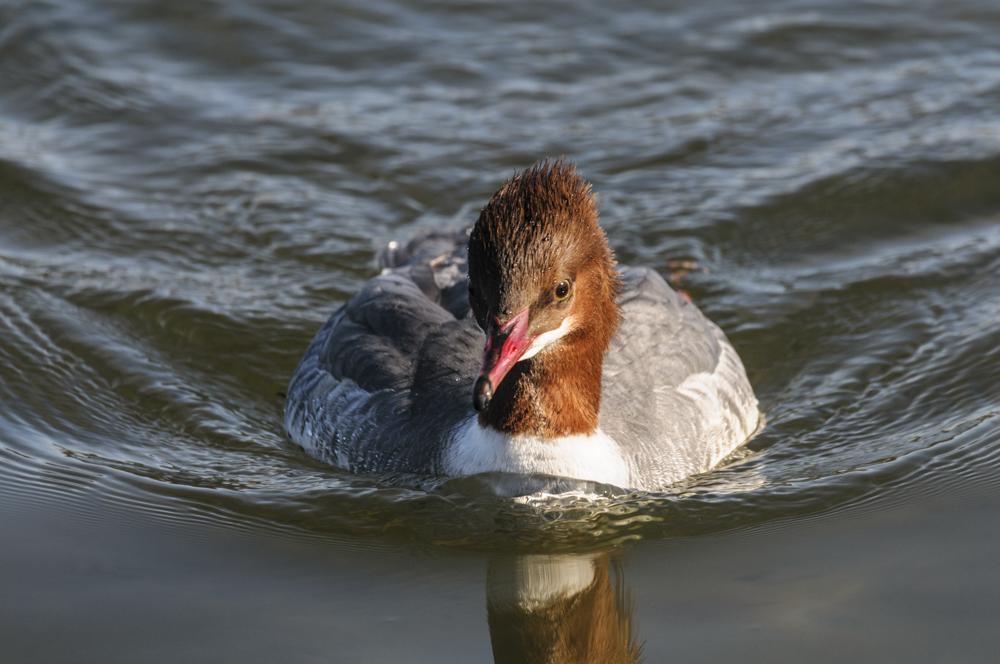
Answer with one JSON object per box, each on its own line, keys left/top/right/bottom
{"left": 285, "top": 160, "right": 759, "bottom": 491}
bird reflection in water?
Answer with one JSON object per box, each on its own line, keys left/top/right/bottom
{"left": 486, "top": 553, "right": 644, "bottom": 664}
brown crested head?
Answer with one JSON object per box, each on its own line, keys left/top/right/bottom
{"left": 467, "top": 159, "right": 623, "bottom": 435}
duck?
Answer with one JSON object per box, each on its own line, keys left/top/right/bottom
{"left": 285, "top": 159, "right": 760, "bottom": 491}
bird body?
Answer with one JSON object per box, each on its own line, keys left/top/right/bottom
{"left": 285, "top": 161, "right": 759, "bottom": 491}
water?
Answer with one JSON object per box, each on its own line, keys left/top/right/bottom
{"left": 2, "top": 0, "right": 1000, "bottom": 660}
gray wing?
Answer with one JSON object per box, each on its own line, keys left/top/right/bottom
{"left": 285, "top": 229, "right": 482, "bottom": 474}
{"left": 378, "top": 226, "right": 472, "bottom": 321}
{"left": 600, "top": 267, "right": 760, "bottom": 488}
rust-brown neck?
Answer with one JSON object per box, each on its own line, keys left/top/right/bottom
{"left": 477, "top": 327, "right": 607, "bottom": 437}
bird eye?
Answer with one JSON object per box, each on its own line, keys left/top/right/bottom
{"left": 555, "top": 280, "right": 571, "bottom": 300}
{"left": 468, "top": 280, "right": 475, "bottom": 298}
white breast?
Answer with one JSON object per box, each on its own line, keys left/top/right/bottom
{"left": 443, "top": 417, "right": 633, "bottom": 488}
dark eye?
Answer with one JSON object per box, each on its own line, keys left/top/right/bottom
{"left": 555, "top": 280, "right": 571, "bottom": 300}
{"left": 468, "top": 280, "right": 476, "bottom": 298}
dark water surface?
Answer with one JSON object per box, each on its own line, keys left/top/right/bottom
{"left": 3, "top": 0, "right": 1000, "bottom": 661}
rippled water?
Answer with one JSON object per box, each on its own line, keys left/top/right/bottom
{"left": 3, "top": 0, "right": 1000, "bottom": 661}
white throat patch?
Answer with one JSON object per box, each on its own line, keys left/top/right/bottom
{"left": 520, "top": 315, "right": 575, "bottom": 361}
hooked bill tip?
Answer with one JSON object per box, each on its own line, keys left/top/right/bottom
{"left": 473, "top": 376, "right": 493, "bottom": 412}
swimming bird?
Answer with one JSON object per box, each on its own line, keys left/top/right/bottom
{"left": 285, "top": 160, "right": 759, "bottom": 491}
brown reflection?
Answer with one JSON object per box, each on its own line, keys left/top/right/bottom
{"left": 486, "top": 553, "right": 644, "bottom": 664}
